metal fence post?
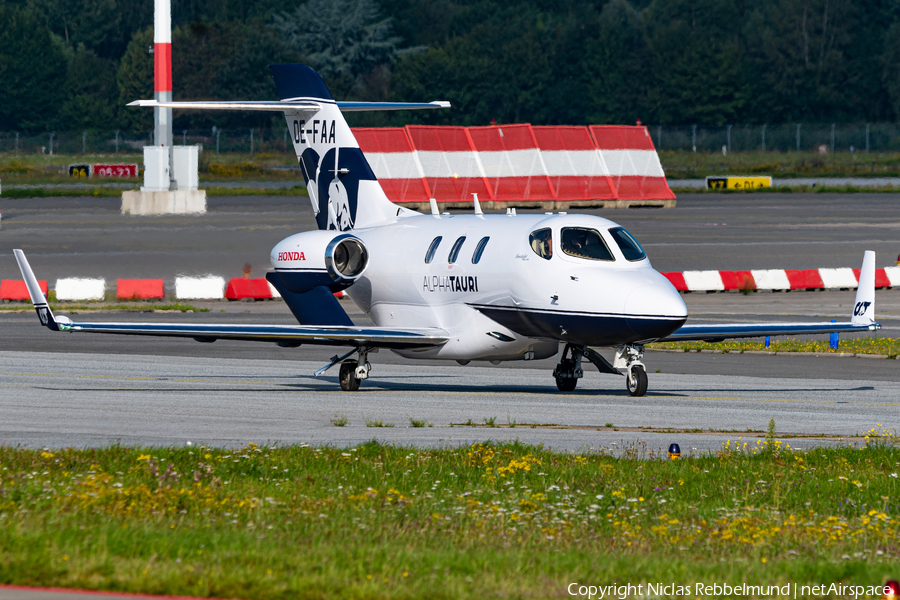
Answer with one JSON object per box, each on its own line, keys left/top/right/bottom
{"left": 115, "top": 130, "right": 119, "bottom": 153}
{"left": 796, "top": 124, "right": 801, "bottom": 152}
{"left": 183, "top": 130, "right": 187, "bottom": 145}
{"left": 49, "top": 132, "right": 54, "bottom": 156}
{"left": 692, "top": 124, "right": 697, "bottom": 152}
{"left": 283, "top": 127, "right": 288, "bottom": 150}
{"left": 250, "top": 128, "right": 254, "bottom": 154}
{"left": 657, "top": 125, "right": 662, "bottom": 149}
{"left": 761, "top": 124, "right": 766, "bottom": 152}
{"left": 726, "top": 124, "right": 732, "bottom": 153}
{"left": 215, "top": 128, "right": 220, "bottom": 155}
{"left": 866, "top": 123, "right": 870, "bottom": 153}
{"left": 82, "top": 131, "right": 87, "bottom": 154}
{"left": 830, "top": 123, "right": 835, "bottom": 153}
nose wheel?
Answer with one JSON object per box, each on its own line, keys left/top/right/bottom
{"left": 615, "top": 345, "right": 648, "bottom": 397}
{"left": 626, "top": 364, "right": 648, "bottom": 396}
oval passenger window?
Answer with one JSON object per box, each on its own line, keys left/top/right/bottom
{"left": 448, "top": 236, "right": 466, "bottom": 264}
{"left": 424, "top": 236, "right": 442, "bottom": 264}
{"left": 472, "top": 236, "right": 490, "bottom": 264}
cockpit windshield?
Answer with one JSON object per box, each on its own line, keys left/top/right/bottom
{"left": 529, "top": 228, "right": 552, "bottom": 260}
{"left": 608, "top": 227, "right": 646, "bottom": 261}
{"left": 561, "top": 227, "right": 615, "bottom": 261}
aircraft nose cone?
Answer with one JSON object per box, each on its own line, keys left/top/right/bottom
{"left": 624, "top": 277, "right": 688, "bottom": 340}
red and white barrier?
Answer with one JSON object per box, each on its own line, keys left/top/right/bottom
{"left": 225, "top": 278, "right": 272, "bottom": 300}
{"left": 117, "top": 279, "right": 164, "bottom": 300}
{"left": 55, "top": 278, "right": 106, "bottom": 301}
{"left": 532, "top": 126, "right": 617, "bottom": 201}
{"left": 0, "top": 279, "right": 48, "bottom": 300}
{"left": 467, "top": 124, "right": 555, "bottom": 202}
{"left": 353, "top": 127, "right": 430, "bottom": 203}
{"left": 589, "top": 126, "right": 675, "bottom": 201}
{"left": 175, "top": 276, "right": 225, "bottom": 300}
{"left": 405, "top": 125, "right": 492, "bottom": 203}
{"left": 663, "top": 266, "right": 900, "bottom": 292}
{"left": 354, "top": 124, "right": 674, "bottom": 204}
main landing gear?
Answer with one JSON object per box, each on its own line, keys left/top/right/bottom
{"left": 316, "top": 347, "right": 374, "bottom": 391}
{"left": 552, "top": 343, "right": 648, "bottom": 396}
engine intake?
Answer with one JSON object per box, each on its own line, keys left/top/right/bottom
{"left": 326, "top": 234, "right": 369, "bottom": 284}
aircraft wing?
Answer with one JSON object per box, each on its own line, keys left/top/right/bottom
{"left": 660, "top": 250, "right": 882, "bottom": 342}
{"left": 660, "top": 320, "right": 879, "bottom": 343}
{"left": 13, "top": 250, "right": 447, "bottom": 351}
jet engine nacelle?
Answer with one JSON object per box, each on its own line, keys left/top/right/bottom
{"left": 270, "top": 230, "right": 369, "bottom": 293}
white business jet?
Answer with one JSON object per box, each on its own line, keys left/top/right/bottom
{"left": 13, "top": 64, "right": 881, "bottom": 395}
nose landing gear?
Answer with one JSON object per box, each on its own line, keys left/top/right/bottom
{"left": 615, "top": 345, "right": 647, "bottom": 397}
{"left": 551, "top": 343, "right": 648, "bottom": 396}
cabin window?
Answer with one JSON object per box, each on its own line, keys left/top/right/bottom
{"left": 609, "top": 226, "right": 646, "bottom": 261}
{"left": 472, "top": 236, "right": 490, "bottom": 264}
{"left": 448, "top": 236, "right": 466, "bottom": 263}
{"left": 424, "top": 236, "right": 442, "bottom": 263}
{"left": 529, "top": 228, "right": 552, "bottom": 260}
{"left": 561, "top": 227, "right": 615, "bottom": 261}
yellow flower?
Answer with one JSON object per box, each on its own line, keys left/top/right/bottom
{"left": 40, "top": 452, "right": 54, "bottom": 459}
{"left": 137, "top": 454, "right": 151, "bottom": 461}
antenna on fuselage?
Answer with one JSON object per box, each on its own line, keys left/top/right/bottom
{"left": 429, "top": 197, "right": 440, "bottom": 218}
{"left": 472, "top": 193, "right": 483, "bottom": 216}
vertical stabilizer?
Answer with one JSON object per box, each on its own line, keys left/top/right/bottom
{"left": 851, "top": 251, "right": 876, "bottom": 324}
{"left": 270, "top": 64, "right": 401, "bottom": 231}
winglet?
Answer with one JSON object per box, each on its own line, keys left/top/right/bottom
{"left": 851, "top": 250, "right": 876, "bottom": 325}
{"left": 13, "top": 250, "right": 62, "bottom": 331}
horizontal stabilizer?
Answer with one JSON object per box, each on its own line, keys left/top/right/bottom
{"left": 127, "top": 100, "right": 450, "bottom": 112}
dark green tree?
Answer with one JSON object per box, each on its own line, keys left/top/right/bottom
{"left": 0, "top": 4, "right": 68, "bottom": 130}
{"left": 59, "top": 45, "right": 119, "bottom": 129}
{"left": 272, "top": 0, "right": 402, "bottom": 96}
{"left": 116, "top": 27, "right": 154, "bottom": 132}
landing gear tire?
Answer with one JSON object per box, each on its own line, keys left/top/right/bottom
{"left": 626, "top": 364, "right": 648, "bottom": 397}
{"left": 340, "top": 360, "right": 361, "bottom": 392}
{"left": 555, "top": 374, "right": 578, "bottom": 392}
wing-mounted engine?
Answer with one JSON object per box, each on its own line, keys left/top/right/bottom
{"left": 271, "top": 230, "right": 369, "bottom": 293}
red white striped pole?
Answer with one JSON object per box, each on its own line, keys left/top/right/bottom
{"left": 154, "top": 0, "right": 172, "bottom": 148}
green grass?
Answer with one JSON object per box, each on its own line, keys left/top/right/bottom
{"left": 0, "top": 439, "right": 898, "bottom": 598}
{"left": 670, "top": 184, "right": 900, "bottom": 194}
{"left": 649, "top": 336, "right": 900, "bottom": 358}
{"left": 661, "top": 150, "right": 900, "bottom": 179}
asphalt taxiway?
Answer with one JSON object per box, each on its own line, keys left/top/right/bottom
{"left": 0, "top": 193, "right": 898, "bottom": 450}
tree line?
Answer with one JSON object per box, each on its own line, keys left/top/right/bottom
{"left": 2, "top": 0, "right": 900, "bottom": 133}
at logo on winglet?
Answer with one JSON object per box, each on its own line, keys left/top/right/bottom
{"left": 853, "top": 301, "right": 872, "bottom": 316}
{"left": 37, "top": 307, "right": 49, "bottom": 326}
